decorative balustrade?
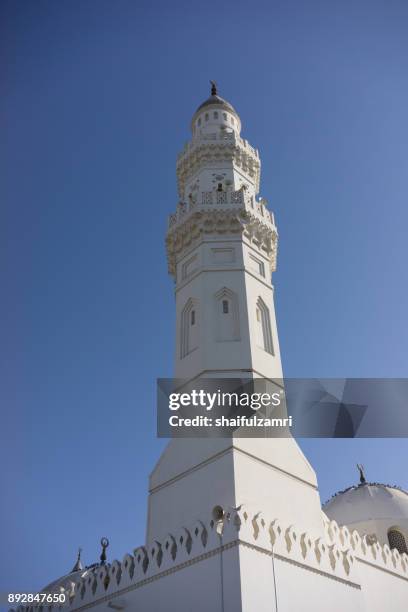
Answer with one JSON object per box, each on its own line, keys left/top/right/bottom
{"left": 168, "top": 190, "right": 275, "bottom": 229}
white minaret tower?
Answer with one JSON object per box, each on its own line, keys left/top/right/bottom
{"left": 167, "top": 81, "right": 280, "bottom": 382}
{"left": 147, "top": 84, "right": 323, "bottom": 542}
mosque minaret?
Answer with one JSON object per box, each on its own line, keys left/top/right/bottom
{"left": 14, "top": 85, "right": 408, "bottom": 612}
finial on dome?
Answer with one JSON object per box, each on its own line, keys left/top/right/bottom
{"left": 100, "top": 537, "right": 109, "bottom": 565}
{"left": 210, "top": 80, "right": 217, "bottom": 96}
{"left": 357, "top": 463, "right": 366, "bottom": 485}
{"left": 71, "top": 547, "right": 83, "bottom": 573}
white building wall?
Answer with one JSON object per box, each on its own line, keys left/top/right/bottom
{"left": 232, "top": 440, "right": 323, "bottom": 538}
{"left": 357, "top": 560, "right": 408, "bottom": 611}
{"left": 147, "top": 440, "right": 236, "bottom": 543}
{"left": 35, "top": 510, "right": 408, "bottom": 612}
{"left": 271, "top": 556, "right": 364, "bottom": 612}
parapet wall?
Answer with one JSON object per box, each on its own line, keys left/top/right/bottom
{"left": 324, "top": 517, "right": 408, "bottom": 574}
{"left": 14, "top": 508, "right": 408, "bottom": 612}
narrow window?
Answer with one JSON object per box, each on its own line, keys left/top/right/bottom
{"left": 205, "top": 113, "right": 209, "bottom": 121}
{"left": 256, "top": 297, "right": 274, "bottom": 355}
{"left": 214, "top": 288, "right": 240, "bottom": 342}
{"left": 198, "top": 118, "right": 201, "bottom": 126}
{"left": 217, "top": 183, "right": 223, "bottom": 192}
{"left": 388, "top": 529, "right": 408, "bottom": 555}
{"left": 181, "top": 299, "right": 198, "bottom": 358}
{"left": 223, "top": 112, "right": 227, "bottom": 120}
{"left": 214, "top": 111, "right": 218, "bottom": 119}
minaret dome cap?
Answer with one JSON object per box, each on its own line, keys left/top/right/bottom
{"left": 191, "top": 81, "right": 240, "bottom": 130}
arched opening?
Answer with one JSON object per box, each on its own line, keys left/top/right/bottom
{"left": 214, "top": 288, "right": 240, "bottom": 342}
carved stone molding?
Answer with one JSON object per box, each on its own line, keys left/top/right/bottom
{"left": 177, "top": 141, "right": 261, "bottom": 197}
{"left": 166, "top": 208, "right": 278, "bottom": 277}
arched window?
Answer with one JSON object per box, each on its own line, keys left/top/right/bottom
{"left": 255, "top": 297, "right": 274, "bottom": 355}
{"left": 388, "top": 529, "right": 408, "bottom": 555}
{"left": 213, "top": 111, "right": 218, "bottom": 119}
{"left": 180, "top": 298, "right": 199, "bottom": 358}
{"left": 214, "top": 288, "right": 240, "bottom": 342}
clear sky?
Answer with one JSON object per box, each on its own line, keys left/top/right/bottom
{"left": 1, "top": 0, "right": 408, "bottom": 594}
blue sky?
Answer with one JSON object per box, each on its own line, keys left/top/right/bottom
{"left": 1, "top": 0, "right": 408, "bottom": 593}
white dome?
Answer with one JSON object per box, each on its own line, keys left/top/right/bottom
{"left": 323, "top": 483, "right": 408, "bottom": 549}
{"left": 42, "top": 568, "right": 90, "bottom": 595}
{"left": 324, "top": 484, "right": 408, "bottom": 525}
{"left": 41, "top": 550, "right": 105, "bottom": 597}
{"left": 190, "top": 83, "right": 242, "bottom": 137}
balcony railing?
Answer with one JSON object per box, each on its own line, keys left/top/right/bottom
{"left": 168, "top": 190, "right": 275, "bottom": 229}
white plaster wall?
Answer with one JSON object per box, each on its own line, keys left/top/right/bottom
{"left": 107, "top": 547, "right": 242, "bottom": 612}
{"left": 147, "top": 441, "right": 236, "bottom": 543}
{"left": 237, "top": 545, "right": 367, "bottom": 612}
{"left": 356, "top": 558, "right": 408, "bottom": 611}
{"left": 243, "top": 261, "right": 282, "bottom": 379}
{"left": 232, "top": 441, "right": 324, "bottom": 538}
{"left": 148, "top": 438, "right": 322, "bottom": 543}
{"left": 272, "top": 555, "right": 365, "bottom": 612}
{"left": 174, "top": 238, "right": 254, "bottom": 380}
{"left": 174, "top": 237, "right": 282, "bottom": 381}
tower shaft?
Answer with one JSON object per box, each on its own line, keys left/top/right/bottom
{"left": 147, "top": 88, "right": 323, "bottom": 543}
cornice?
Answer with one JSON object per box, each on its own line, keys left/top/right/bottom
{"left": 166, "top": 208, "right": 278, "bottom": 277}
{"left": 177, "top": 139, "right": 261, "bottom": 196}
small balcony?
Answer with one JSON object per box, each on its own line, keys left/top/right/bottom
{"left": 168, "top": 189, "right": 275, "bottom": 230}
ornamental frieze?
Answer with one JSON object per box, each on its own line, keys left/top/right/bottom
{"left": 166, "top": 208, "right": 278, "bottom": 277}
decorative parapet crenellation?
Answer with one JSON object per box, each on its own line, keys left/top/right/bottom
{"left": 14, "top": 508, "right": 408, "bottom": 612}
{"left": 221, "top": 509, "right": 360, "bottom": 586}
{"left": 176, "top": 133, "right": 261, "bottom": 197}
{"left": 166, "top": 190, "right": 278, "bottom": 277}
{"left": 324, "top": 517, "right": 408, "bottom": 576}
{"left": 178, "top": 132, "right": 259, "bottom": 162}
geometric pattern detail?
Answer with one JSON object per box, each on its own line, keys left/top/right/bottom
{"left": 202, "top": 192, "right": 213, "bottom": 205}
{"left": 216, "top": 191, "right": 227, "bottom": 204}
{"left": 388, "top": 529, "right": 408, "bottom": 555}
